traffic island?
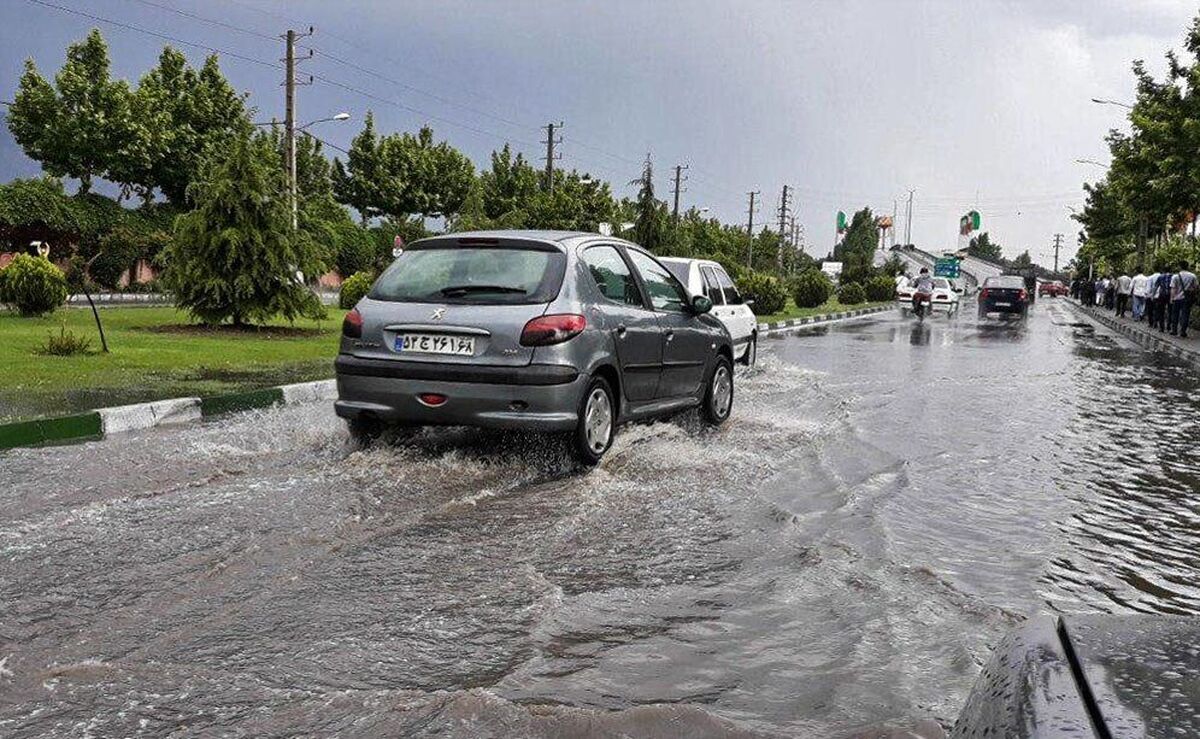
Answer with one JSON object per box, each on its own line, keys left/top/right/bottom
{"left": 0, "top": 379, "right": 336, "bottom": 451}
{"left": 758, "top": 304, "right": 896, "bottom": 334}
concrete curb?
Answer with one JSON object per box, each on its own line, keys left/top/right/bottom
{"left": 1065, "top": 301, "right": 1200, "bottom": 366}
{"left": 757, "top": 304, "right": 895, "bottom": 334}
{"left": 0, "top": 379, "right": 337, "bottom": 452}
{"left": 66, "top": 293, "right": 172, "bottom": 306}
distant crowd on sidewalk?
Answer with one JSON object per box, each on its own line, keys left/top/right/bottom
{"left": 1071, "top": 261, "right": 1198, "bottom": 339}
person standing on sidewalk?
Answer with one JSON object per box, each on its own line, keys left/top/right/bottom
{"left": 1160, "top": 266, "right": 1178, "bottom": 333}
{"left": 1131, "top": 269, "right": 1148, "bottom": 321}
{"left": 1116, "top": 272, "right": 1133, "bottom": 317}
{"left": 1169, "top": 261, "right": 1198, "bottom": 338}
{"left": 1145, "top": 266, "right": 1161, "bottom": 326}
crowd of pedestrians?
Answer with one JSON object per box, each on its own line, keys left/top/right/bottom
{"left": 1072, "top": 261, "right": 1198, "bottom": 339}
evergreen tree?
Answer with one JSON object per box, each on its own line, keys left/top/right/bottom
{"left": 630, "top": 154, "right": 666, "bottom": 250}
{"left": 332, "top": 111, "right": 385, "bottom": 224}
{"left": 165, "top": 132, "right": 326, "bottom": 326}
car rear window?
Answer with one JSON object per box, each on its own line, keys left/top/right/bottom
{"left": 985, "top": 276, "right": 1025, "bottom": 289}
{"left": 370, "top": 244, "right": 566, "bottom": 304}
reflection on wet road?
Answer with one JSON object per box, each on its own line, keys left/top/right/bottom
{"left": 1, "top": 300, "right": 1197, "bottom": 737}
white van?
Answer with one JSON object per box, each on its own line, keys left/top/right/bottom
{"left": 659, "top": 257, "right": 758, "bottom": 365}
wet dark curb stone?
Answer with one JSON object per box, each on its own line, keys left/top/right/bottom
{"left": 1065, "top": 301, "right": 1200, "bottom": 366}
{"left": 0, "top": 379, "right": 335, "bottom": 452}
{"left": 758, "top": 304, "right": 896, "bottom": 334}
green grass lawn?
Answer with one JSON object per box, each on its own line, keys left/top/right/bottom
{"left": 756, "top": 298, "right": 891, "bottom": 324}
{"left": 0, "top": 306, "right": 341, "bottom": 422}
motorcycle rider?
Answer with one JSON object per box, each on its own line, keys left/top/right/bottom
{"left": 911, "top": 267, "right": 935, "bottom": 313}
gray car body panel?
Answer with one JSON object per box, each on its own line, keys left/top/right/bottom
{"left": 334, "top": 231, "right": 732, "bottom": 432}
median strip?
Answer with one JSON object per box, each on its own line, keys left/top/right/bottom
{"left": 0, "top": 379, "right": 337, "bottom": 453}
{"left": 758, "top": 304, "right": 895, "bottom": 334}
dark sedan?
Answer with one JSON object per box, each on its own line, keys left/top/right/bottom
{"left": 978, "top": 275, "right": 1030, "bottom": 319}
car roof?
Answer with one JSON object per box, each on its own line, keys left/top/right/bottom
{"left": 411, "top": 229, "right": 596, "bottom": 249}
{"left": 658, "top": 256, "right": 725, "bottom": 269}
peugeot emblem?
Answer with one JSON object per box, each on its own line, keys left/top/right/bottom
{"left": 431, "top": 307, "right": 446, "bottom": 321}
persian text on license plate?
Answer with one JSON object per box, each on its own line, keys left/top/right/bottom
{"left": 995, "top": 302, "right": 1011, "bottom": 307}
{"left": 395, "top": 333, "right": 475, "bottom": 356}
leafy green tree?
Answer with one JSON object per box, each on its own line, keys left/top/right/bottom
{"left": 1011, "top": 250, "right": 1034, "bottom": 270}
{"left": 967, "top": 232, "right": 1003, "bottom": 261}
{"left": 377, "top": 126, "right": 474, "bottom": 221}
{"left": 8, "top": 29, "right": 135, "bottom": 194}
{"left": 479, "top": 144, "right": 539, "bottom": 220}
{"left": 165, "top": 131, "right": 326, "bottom": 326}
{"left": 332, "top": 111, "right": 385, "bottom": 224}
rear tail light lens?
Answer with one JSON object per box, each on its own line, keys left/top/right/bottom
{"left": 1018, "top": 289, "right": 1028, "bottom": 301}
{"left": 342, "top": 308, "right": 363, "bottom": 338}
{"left": 979, "top": 288, "right": 989, "bottom": 300}
{"left": 417, "top": 393, "right": 447, "bottom": 407}
{"left": 520, "top": 313, "right": 586, "bottom": 346}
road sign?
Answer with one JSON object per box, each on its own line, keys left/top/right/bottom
{"left": 935, "top": 257, "right": 960, "bottom": 278}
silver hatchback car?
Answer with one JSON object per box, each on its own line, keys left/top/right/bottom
{"left": 334, "top": 230, "right": 735, "bottom": 464}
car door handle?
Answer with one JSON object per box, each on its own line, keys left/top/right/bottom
{"left": 665, "top": 330, "right": 675, "bottom": 341}
{"left": 616, "top": 324, "right": 627, "bottom": 336}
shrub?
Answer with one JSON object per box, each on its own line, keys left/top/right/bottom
{"left": 738, "top": 271, "right": 787, "bottom": 315}
{"left": 864, "top": 275, "right": 896, "bottom": 302}
{"left": 838, "top": 282, "right": 866, "bottom": 305}
{"left": 792, "top": 269, "right": 832, "bottom": 308}
{"left": 37, "top": 324, "right": 92, "bottom": 356}
{"left": 339, "top": 271, "right": 375, "bottom": 309}
{"left": 0, "top": 254, "right": 69, "bottom": 316}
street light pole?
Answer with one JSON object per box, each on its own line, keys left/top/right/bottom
{"left": 1091, "top": 97, "right": 1134, "bottom": 110}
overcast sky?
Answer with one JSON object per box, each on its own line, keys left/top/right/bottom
{"left": 3, "top": 0, "right": 1197, "bottom": 266}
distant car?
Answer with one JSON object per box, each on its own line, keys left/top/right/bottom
{"left": 978, "top": 275, "right": 1029, "bottom": 319}
{"left": 1038, "top": 280, "right": 1068, "bottom": 298}
{"left": 334, "top": 231, "right": 735, "bottom": 465}
{"left": 659, "top": 257, "right": 758, "bottom": 365}
{"left": 897, "top": 277, "right": 959, "bottom": 315}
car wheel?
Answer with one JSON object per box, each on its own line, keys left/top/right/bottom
{"left": 346, "top": 416, "right": 383, "bottom": 445}
{"left": 573, "top": 376, "right": 615, "bottom": 466}
{"left": 741, "top": 332, "right": 757, "bottom": 366}
{"left": 701, "top": 355, "right": 734, "bottom": 426}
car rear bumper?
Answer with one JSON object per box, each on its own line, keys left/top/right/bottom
{"left": 979, "top": 302, "right": 1026, "bottom": 314}
{"left": 334, "top": 355, "right": 586, "bottom": 431}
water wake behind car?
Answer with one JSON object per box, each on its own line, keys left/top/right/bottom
{"left": 0, "top": 354, "right": 976, "bottom": 737}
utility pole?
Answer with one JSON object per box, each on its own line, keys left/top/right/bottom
{"left": 542, "top": 122, "right": 563, "bottom": 193}
{"left": 903, "top": 189, "right": 915, "bottom": 246}
{"left": 746, "top": 190, "right": 760, "bottom": 269}
{"left": 1052, "top": 233, "right": 1063, "bottom": 275}
{"left": 671, "top": 164, "right": 689, "bottom": 221}
{"left": 282, "top": 27, "right": 313, "bottom": 231}
{"left": 776, "top": 184, "right": 792, "bottom": 272}
{"left": 892, "top": 200, "right": 898, "bottom": 248}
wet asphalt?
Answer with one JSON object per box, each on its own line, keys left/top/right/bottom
{"left": 1, "top": 298, "right": 1198, "bottom": 738}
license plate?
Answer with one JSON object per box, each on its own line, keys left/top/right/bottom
{"left": 995, "top": 302, "right": 1011, "bottom": 307}
{"left": 395, "top": 333, "right": 475, "bottom": 356}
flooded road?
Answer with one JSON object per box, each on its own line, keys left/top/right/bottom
{"left": 2, "top": 300, "right": 1198, "bottom": 738}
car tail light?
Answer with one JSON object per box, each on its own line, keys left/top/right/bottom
{"left": 417, "top": 393, "right": 447, "bottom": 407}
{"left": 342, "top": 308, "right": 363, "bottom": 338}
{"left": 979, "top": 288, "right": 989, "bottom": 300}
{"left": 520, "top": 314, "right": 586, "bottom": 346}
{"left": 1018, "top": 289, "right": 1028, "bottom": 301}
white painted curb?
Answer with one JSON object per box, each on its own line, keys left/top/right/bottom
{"left": 98, "top": 397, "right": 202, "bottom": 435}
{"left": 279, "top": 379, "right": 337, "bottom": 405}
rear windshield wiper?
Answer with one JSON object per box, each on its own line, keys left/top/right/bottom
{"left": 439, "top": 284, "right": 528, "bottom": 296}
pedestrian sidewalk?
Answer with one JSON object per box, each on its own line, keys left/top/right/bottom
{"left": 1066, "top": 299, "right": 1200, "bottom": 366}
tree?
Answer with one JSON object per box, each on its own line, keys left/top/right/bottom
{"left": 165, "top": 131, "right": 326, "bottom": 326}
{"left": 137, "top": 49, "right": 250, "bottom": 204}
{"left": 630, "top": 154, "right": 667, "bottom": 251}
{"left": 478, "top": 144, "right": 539, "bottom": 220}
{"left": 376, "top": 126, "right": 474, "bottom": 221}
{"left": 968, "top": 232, "right": 1003, "bottom": 261}
{"left": 332, "top": 111, "right": 385, "bottom": 224}
{"left": 8, "top": 29, "right": 134, "bottom": 194}
{"left": 1011, "top": 250, "right": 1034, "bottom": 270}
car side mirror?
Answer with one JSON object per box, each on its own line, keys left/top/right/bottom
{"left": 691, "top": 294, "right": 713, "bottom": 314}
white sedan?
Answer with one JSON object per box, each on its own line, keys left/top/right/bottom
{"left": 660, "top": 257, "right": 759, "bottom": 365}
{"left": 896, "top": 277, "right": 960, "bottom": 315}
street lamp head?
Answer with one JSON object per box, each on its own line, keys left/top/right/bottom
{"left": 333, "top": 112, "right": 351, "bottom": 121}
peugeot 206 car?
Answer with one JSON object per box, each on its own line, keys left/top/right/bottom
{"left": 334, "top": 231, "right": 736, "bottom": 465}
{"left": 659, "top": 256, "right": 759, "bottom": 365}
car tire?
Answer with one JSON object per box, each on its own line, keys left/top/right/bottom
{"left": 701, "top": 354, "right": 734, "bottom": 426}
{"left": 573, "top": 375, "right": 615, "bottom": 466}
{"left": 741, "top": 332, "right": 757, "bottom": 366}
{"left": 346, "top": 416, "right": 383, "bottom": 445}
